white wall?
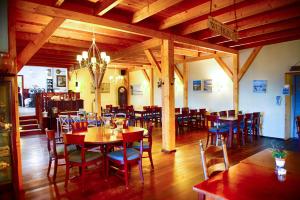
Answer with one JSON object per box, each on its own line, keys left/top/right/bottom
{"left": 239, "top": 39, "right": 300, "bottom": 139}
{"left": 188, "top": 59, "right": 233, "bottom": 111}
{"left": 18, "top": 66, "right": 68, "bottom": 92}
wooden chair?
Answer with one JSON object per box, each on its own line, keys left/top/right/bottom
{"left": 58, "top": 114, "right": 71, "bottom": 136}
{"left": 106, "top": 130, "right": 144, "bottom": 189}
{"left": 244, "top": 113, "right": 253, "bottom": 143}
{"left": 199, "top": 137, "right": 229, "bottom": 180}
{"left": 189, "top": 109, "right": 199, "bottom": 129}
{"left": 252, "top": 112, "right": 261, "bottom": 138}
{"left": 71, "top": 121, "right": 88, "bottom": 133}
{"left": 233, "top": 114, "right": 245, "bottom": 146}
{"left": 63, "top": 134, "right": 102, "bottom": 187}
{"left": 46, "top": 129, "right": 66, "bottom": 181}
{"left": 205, "top": 115, "right": 229, "bottom": 147}
{"left": 85, "top": 112, "right": 99, "bottom": 127}
{"left": 228, "top": 110, "right": 235, "bottom": 117}
{"left": 296, "top": 116, "right": 300, "bottom": 139}
{"left": 199, "top": 108, "right": 206, "bottom": 129}
{"left": 219, "top": 111, "right": 227, "bottom": 117}
{"left": 133, "top": 122, "right": 154, "bottom": 169}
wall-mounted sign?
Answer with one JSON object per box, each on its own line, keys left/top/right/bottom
{"left": 282, "top": 84, "right": 290, "bottom": 95}
{"left": 207, "top": 16, "right": 238, "bottom": 42}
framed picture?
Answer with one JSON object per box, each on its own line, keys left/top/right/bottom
{"left": 193, "top": 80, "right": 201, "bottom": 91}
{"left": 56, "top": 75, "right": 66, "bottom": 87}
{"left": 253, "top": 80, "right": 267, "bottom": 93}
{"left": 203, "top": 79, "right": 212, "bottom": 92}
{"left": 100, "top": 82, "right": 110, "bottom": 93}
{"left": 130, "top": 84, "right": 143, "bottom": 95}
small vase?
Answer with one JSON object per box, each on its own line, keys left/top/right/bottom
{"left": 275, "top": 157, "right": 285, "bottom": 168}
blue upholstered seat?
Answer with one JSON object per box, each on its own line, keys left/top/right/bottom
{"left": 132, "top": 141, "right": 150, "bottom": 149}
{"left": 107, "top": 148, "right": 140, "bottom": 164}
{"left": 55, "top": 144, "right": 77, "bottom": 156}
{"left": 68, "top": 150, "right": 101, "bottom": 163}
{"left": 209, "top": 127, "right": 229, "bottom": 133}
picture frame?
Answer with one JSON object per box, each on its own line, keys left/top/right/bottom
{"left": 130, "top": 84, "right": 143, "bottom": 95}
{"left": 100, "top": 82, "right": 110, "bottom": 93}
{"left": 253, "top": 80, "right": 267, "bottom": 93}
{"left": 203, "top": 79, "right": 212, "bottom": 92}
{"left": 56, "top": 75, "right": 66, "bottom": 87}
{"left": 193, "top": 80, "right": 202, "bottom": 91}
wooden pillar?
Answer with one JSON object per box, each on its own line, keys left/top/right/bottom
{"left": 232, "top": 54, "right": 239, "bottom": 113}
{"left": 95, "top": 87, "right": 101, "bottom": 115}
{"left": 183, "top": 62, "right": 189, "bottom": 107}
{"left": 161, "top": 39, "right": 176, "bottom": 152}
{"left": 126, "top": 71, "right": 131, "bottom": 105}
{"left": 150, "top": 68, "right": 154, "bottom": 105}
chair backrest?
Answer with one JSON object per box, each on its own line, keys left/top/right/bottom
{"left": 175, "top": 108, "right": 180, "bottom": 114}
{"left": 199, "top": 137, "right": 229, "bottom": 180}
{"left": 45, "top": 128, "right": 57, "bottom": 155}
{"left": 181, "top": 107, "right": 189, "bottom": 114}
{"left": 219, "top": 111, "right": 227, "bottom": 117}
{"left": 190, "top": 109, "right": 197, "bottom": 115}
{"left": 228, "top": 110, "right": 235, "bottom": 117}
{"left": 115, "top": 112, "right": 127, "bottom": 118}
{"left": 252, "top": 112, "right": 260, "bottom": 127}
{"left": 58, "top": 114, "right": 71, "bottom": 133}
{"left": 206, "top": 114, "right": 220, "bottom": 128}
{"left": 296, "top": 116, "right": 300, "bottom": 134}
{"left": 72, "top": 122, "right": 88, "bottom": 133}
{"left": 237, "top": 114, "right": 244, "bottom": 130}
{"left": 70, "top": 115, "right": 81, "bottom": 123}
{"left": 210, "top": 112, "right": 218, "bottom": 116}
{"left": 122, "top": 131, "right": 144, "bottom": 162}
{"left": 63, "top": 134, "right": 85, "bottom": 163}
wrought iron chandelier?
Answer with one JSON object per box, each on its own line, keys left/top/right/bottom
{"left": 76, "top": 37, "right": 110, "bottom": 72}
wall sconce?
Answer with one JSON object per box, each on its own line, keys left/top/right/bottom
{"left": 157, "top": 79, "right": 164, "bottom": 88}
{"left": 75, "top": 81, "right": 79, "bottom": 87}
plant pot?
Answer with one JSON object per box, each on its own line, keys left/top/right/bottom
{"left": 275, "top": 157, "right": 286, "bottom": 168}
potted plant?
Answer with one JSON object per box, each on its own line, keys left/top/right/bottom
{"left": 271, "top": 143, "right": 287, "bottom": 169}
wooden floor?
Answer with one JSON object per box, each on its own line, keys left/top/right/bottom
{"left": 19, "top": 127, "right": 300, "bottom": 200}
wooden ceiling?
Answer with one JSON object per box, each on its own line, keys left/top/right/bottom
{"left": 15, "top": 0, "right": 300, "bottom": 69}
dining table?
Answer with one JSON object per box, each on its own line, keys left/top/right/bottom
{"left": 219, "top": 116, "right": 238, "bottom": 148}
{"left": 193, "top": 148, "right": 300, "bottom": 200}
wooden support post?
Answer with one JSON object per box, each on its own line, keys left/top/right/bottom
{"left": 161, "top": 39, "right": 176, "bottom": 152}
{"left": 150, "top": 68, "right": 154, "bottom": 105}
{"left": 183, "top": 62, "right": 189, "bottom": 107}
{"left": 126, "top": 71, "right": 131, "bottom": 105}
{"left": 232, "top": 54, "right": 239, "bottom": 113}
{"left": 95, "top": 87, "right": 101, "bottom": 116}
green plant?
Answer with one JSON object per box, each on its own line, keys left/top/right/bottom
{"left": 271, "top": 142, "right": 287, "bottom": 158}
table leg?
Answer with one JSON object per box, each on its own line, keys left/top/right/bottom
{"left": 227, "top": 122, "right": 233, "bottom": 148}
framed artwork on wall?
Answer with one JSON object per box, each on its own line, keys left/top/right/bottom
{"left": 130, "top": 84, "right": 143, "bottom": 95}
{"left": 100, "top": 82, "right": 110, "bottom": 93}
{"left": 253, "top": 80, "right": 267, "bottom": 93}
{"left": 203, "top": 79, "right": 212, "bottom": 92}
{"left": 56, "top": 75, "right": 66, "bottom": 87}
{"left": 193, "top": 80, "right": 201, "bottom": 91}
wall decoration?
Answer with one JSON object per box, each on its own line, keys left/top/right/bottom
{"left": 56, "top": 75, "right": 66, "bottom": 87}
{"left": 100, "top": 82, "right": 110, "bottom": 93}
{"left": 56, "top": 69, "right": 61, "bottom": 74}
{"left": 203, "top": 79, "right": 212, "bottom": 92}
{"left": 90, "top": 83, "right": 95, "bottom": 94}
{"left": 253, "top": 80, "right": 267, "bottom": 93}
{"left": 282, "top": 84, "right": 290, "bottom": 95}
{"left": 131, "top": 84, "right": 143, "bottom": 95}
{"left": 193, "top": 80, "right": 201, "bottom": 91}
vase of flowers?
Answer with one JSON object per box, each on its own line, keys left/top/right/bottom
{"left": 271, "top": 144, "right": 287, "bottom": 169}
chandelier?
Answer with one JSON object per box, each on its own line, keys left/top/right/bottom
{"left": 76, "top": 37, "right": 110, "bottom": 72}
{"left": 109, "top": 66, "right": 124, "bottom": 83}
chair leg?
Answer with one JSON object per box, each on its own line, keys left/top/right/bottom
{"left": 53, "top": 158, "right": 58, "bottom": 181}
{"left": 206, "top": 133, "right": 210, "bottom": 148}
{"left": 124, "top": 164, "right": 129, "bottom": 189}
{"left": 148, "top": 151, "right": 154, "bottom": 170}
{"left": 64, "top": 164, "right": 70, "bottom": 188}
{"left": 47, "top": 157, "right": 52, "bottom": 176}
{"left": 138, "top": 159, "right": 144, "bottom": 183}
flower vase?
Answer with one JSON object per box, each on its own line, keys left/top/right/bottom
{"left": 275, "top": 157, "right": 285, "bottom": 170}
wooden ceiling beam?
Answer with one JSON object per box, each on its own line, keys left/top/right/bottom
{"left": 55, "top": 0, "right": 64, "bottom": 7}
{"left": 229, "top": 27, "right": 300, "bottom": 48}
{"left": 16, "top": 1, "right": 236, "bottom": 54}
{"left": 17, "top": 17, "right": 65, "bottom": 71}
{"left": 95, "top": 0, "right": 123, "bottom": 16}
{"left": 214, "top": 55, "right": 233, "bottom": 80}
{"left": 141, "top": 69, "right": 150, "bottom": 82}
{"left": 132, "top": 0, "right": 184, "bottom": 23}
{"left": 174, "top": 64, "right": 183, "bottom": 83}
{"left": 181, "top": 0, "right": 298, "bottom": 35}
{"left": 159, "top": 0, "right": 244, "bottom": 30}
{"left": 176, "top": 55, "right": 216, "bottom": 64}
{"left": 111, "top": 38, "right": 161, "bottom": 60}
{"left": 238, "top": 46, "right": 262, "bottom": 81}
{"left": 144, "top": 49, "right": 161, "bottom": 75}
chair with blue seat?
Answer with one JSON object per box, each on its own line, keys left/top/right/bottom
{"left": 63, "top": 134, "right": 102, "bottom": 187}
{"left": 244, "top": 113, "right": 253, "bottom": 143}
{"left": 206, "top": 115, "right": 229, "bottom": 147}
{"left": 71, "top": 121, "right": 88, "bottom": 133}
{"left": 252, "top": 112, "right": 261, "bottom": 139}
{"left": 133, "top": 122, "right": 154, "bottom": 170}
{"left": 106, "top": 130, "right": 144, "bottom": 189}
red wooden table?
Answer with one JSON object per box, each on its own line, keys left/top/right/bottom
{"left": 193, "top": 162, "right": 300, "bottom": 200}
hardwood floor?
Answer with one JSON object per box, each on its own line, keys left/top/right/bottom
{"left": 19, "top": 127, "right": 300, "bottom": 200}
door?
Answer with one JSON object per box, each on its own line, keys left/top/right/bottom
{"left": 293, "top": 75, "right": 300, "bottom": 138}
{"left": 118, "top": 86, "right": 127, "bottom": 107}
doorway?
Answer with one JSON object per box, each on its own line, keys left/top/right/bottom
{"left": 292, "top": 75, "right": 300, "bottom": 138}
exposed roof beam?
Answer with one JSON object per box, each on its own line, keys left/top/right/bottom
{"left": 159, "top": 0, "right": 244, "bottom": 30}
{"left": 111, "top": 38, "right": 161, "bottom": 60}
{"left": 141, "top": 69, "right": 150, "bottom": 82}
{"left": 144, "top": 49, "right": 161, "bottom": 75}
{"left": 95, "top": 0, "right": 123, "bottom": 16}
{"left": 181, "top": 0, "right": 298, "bottom": 35}
{"left": 16, "top": 1, "right": 236, "bottom": 54}
{"left": 55, "top": 0, "right": 64, "bottom": 7}
{"left": 176, "top": 55, "right": 216, "bottom": 64}
{"left": 214, "top": 55, "right": 233, "bottom": 80}
{"left": 238, "top": 46, "right": 262, "bottom": 81}
{"left": 132, "top": 0, "right": 184, "bottom": 23}
{"left": 17, "top": 17, "right": 65, "bottom": 71}
{"left": 174, "top": 64, "right": 183, "bottom": 83}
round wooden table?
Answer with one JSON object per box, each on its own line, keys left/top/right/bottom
{"left": 71, "top": 126, "right": 147, "bottom": 145}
